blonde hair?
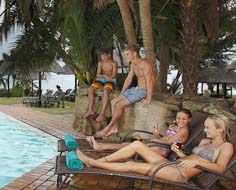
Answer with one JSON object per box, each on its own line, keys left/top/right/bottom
{"left": 207, "top": 115, "right": 231, "bottom": 141}
{"left": 124, "top": 45, "right": 140, "bottom": 56}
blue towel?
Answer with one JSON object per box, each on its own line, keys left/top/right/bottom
{"left": 64, "top": 134, "right": 78, "bottom": 149}
{"left": 66, "top": 151, "right": 84, "bottom": 170}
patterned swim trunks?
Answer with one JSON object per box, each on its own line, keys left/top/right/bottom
{"left": 91, "top": 79, "right": 116, "bottom": 91}
{"left": 121, "top": 87, "right": 147, "bottom": 104}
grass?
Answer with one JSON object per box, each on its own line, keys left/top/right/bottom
{"left": 0, "top": 97, "right": 76, "bottom": 115}
{"left": 32, "top": 101, "right": 75, "bottom": 114}
{"left": 0, "top": 97, "right": 22, "bottom": 104}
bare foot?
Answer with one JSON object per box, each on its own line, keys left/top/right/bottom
{"left": 96, "top": 114, "right": 105, "bottom": 122}
{"left": 82, "top": 111, "right": 95, "bottom": 119}
{"left": 105, "top": 128, "right": 118, "bottom": 137}
{"left": 91, "top": 136, "right": 103, "bottom": 150}
{"left": 95, "top": 126, "right": 111, "bottom": 137}
{"left": 86, "top": 136, "right": 93, "bottom": 147}
{"left": 76, "top": 149, "right": 93, "bottom": 167}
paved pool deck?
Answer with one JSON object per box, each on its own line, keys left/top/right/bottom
{"left": 0, "top": 104, "right": 235, "bottom": 190}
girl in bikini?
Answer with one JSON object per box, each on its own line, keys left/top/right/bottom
{"left": 87, "top": 108, "right": 192, "bottom": 157}
{"left": 77, "top": 114, "right": 234, "bottom": 183}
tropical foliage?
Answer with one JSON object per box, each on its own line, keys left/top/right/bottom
{"left": 0, "top": 0, "right": 236, "bottom": 96}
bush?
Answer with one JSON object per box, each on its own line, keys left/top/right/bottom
{"left": 11, "top": 85, "right": 24, "bottom": 97}
{"left": 0, "top": 89, "right": 8, "bottom": 97}
{"left": 0, "top": 85, "right": 24, "bottom": 97}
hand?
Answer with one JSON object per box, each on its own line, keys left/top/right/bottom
{"left": 104, "top": 75, "right": 109, "bottom": 80}
{"left": 179, "top": 159, "right": 200, "bottom": 168}
{"left": 142, "top": 99, "right": 151, "bottom": 107}
{"left": 152, "top": 126, "right": 161, "bottom": 138}
{"left": 171, "top": 143, "right": 181, "bottom": 153}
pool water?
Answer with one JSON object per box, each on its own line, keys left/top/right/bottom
{"left": 0, "top": 112, "right": 57, "bottom": 187}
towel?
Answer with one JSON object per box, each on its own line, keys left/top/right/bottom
{"left": 66, "top": 151, "right": 84, "bottom": 170}
{"left": 64, "top": 134, "right": 78, "bottom": 149}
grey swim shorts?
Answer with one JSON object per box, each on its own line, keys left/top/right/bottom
{"left": 121, "top": 87, "right": 147, "bottom": 104}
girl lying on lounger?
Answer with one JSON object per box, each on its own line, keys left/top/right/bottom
{"left": 87, "top": 108, "right": 192, "bottom": 157}
{"left": 77, "top": 114, "right": 234, "bottom": 182}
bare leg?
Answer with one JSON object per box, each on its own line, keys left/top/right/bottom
{"left": 150, "top": 146, "right": 169, "bottom": 157}
{"left": 101, "top": 141, "right": 167, "bottom": 164}
{"left": 111, "top": 96, "right": 124, "bottom": 115}
{"left": 95, "top": 97, "right": 129, "bottom": 137}
{"left": 96, "top": 88, "right": 111, "bottom": 122}
{"left": 76, "top": 149, "right": 174, "bottom": 178}
{"left": 83, "top": 86, "right": 96, "bottom": 118}
{"left": 89, "top": 136, "right": 129, "bottom": 151}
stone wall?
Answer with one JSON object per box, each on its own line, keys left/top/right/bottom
{"left": 73, "top": 86, "right": 178, "bottom": 139}
{"left": 73, "top": 87, "right": 236, "bottom": 143}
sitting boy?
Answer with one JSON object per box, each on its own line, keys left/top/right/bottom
{"left": 83, "top": 48, "right": 118, "bottom": 122}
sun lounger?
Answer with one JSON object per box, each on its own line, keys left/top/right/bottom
{"left": 55, "top": 155, "right": 236, "bottom": 190}
{"left": 57, "top": 110, "right": 210, "bottom": 155}
{"left": 22, "top": 90, "right": 54, "bottom": 106}
{"left": 44, "top": 91, "right": 65, "bottom": 108}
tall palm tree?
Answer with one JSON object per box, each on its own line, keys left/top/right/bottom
{"left": 151, "top": 0, "right": 182, "bottom": 93}
{"left": 180, "top": 0, "right": 198, "bottom": 95}
{"left": 116, "top": 0, "right": 137, "bottom": 46}
{"left": 139, "top": 0, "right": 159, "bottom": 91}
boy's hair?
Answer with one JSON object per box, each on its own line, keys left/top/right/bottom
{"left": 124, "top": 45, "right": 140, "bottom": 56}
{"left": 99, "top": 48, "right": 111, "bottom": 55}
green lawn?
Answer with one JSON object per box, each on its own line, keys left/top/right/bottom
{"left": 0, "top": 97, "right": 76, "bottom": 114}
{"left": 0, "top": 97, "right": 22, "bottom": 104}
{"left": 32, "top": 101, "right": 75, "bottom": 114}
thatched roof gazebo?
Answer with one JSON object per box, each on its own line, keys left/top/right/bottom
{"left": 198, "top": 66, "right": 236, "bottom": 98}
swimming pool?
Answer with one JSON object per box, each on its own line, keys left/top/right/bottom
{"left": 0, "top": 112, "right": 57, "bottom": 187}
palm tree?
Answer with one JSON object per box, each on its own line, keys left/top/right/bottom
{"left": 59, "top": 0, "right": 124, "bottom": 84}
{"left": 139, "top": 0, "right": 159, "bottom": 91}
{"left": 1, "top": 0, "right": 236, "bottom": 96}
{"left": 180, "top": 0, "right": 198, "bottom": 95}
{"left": 0, "top": 0, "right": 46, "bottom": 42}
{"left": 116, "top": 0, "right": 137, "bottom": 46}
{"left": 151, "top": 0, "right": 182, "bottom": 93}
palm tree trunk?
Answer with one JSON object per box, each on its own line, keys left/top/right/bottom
{"left": 181, "top": 0, "right": 198, "bottom": 95}
{"left": 116, "top": 0, "right": 137, "bottom": 46}
{"left": 139, "top": 0, "right": 160, "bottom": 92}
{"left": 160, "top": 44, "right": 170, "bottom": 93}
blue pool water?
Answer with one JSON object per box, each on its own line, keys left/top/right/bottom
{"left": 0, "top": 112, "right": 57, "bottom": 187}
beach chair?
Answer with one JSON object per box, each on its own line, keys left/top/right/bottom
{"left": 22, "top": 90, "right": 54, "bottom": 106}
{"left": 44, "top": 91, "right": 65, "bottom": 108}
{"left": 57, "top": 110, "right": 210, "bottom": 155}
{"left": 55, "top": 155, "right": 236, "bottom": 190}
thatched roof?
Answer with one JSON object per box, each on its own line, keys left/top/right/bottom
{"left": 28, "top": 73, "right": 46, "bottom": 81}
{"left": 61, "top": 65, "right": 74, "bottom": 75}
{"left": 198, "top": 66, "right": 236, "bottom": 84}
{"left": 0, "top": 61, "right": 65, "bottom": 74}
